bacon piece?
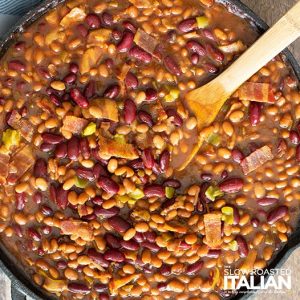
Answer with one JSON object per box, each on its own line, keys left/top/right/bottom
{"left": 60, "top": 220, "right": 93, "bottom": 242}
{"left": 7, "top": 110, "right": 34, "bottom": 142}
{"left": 80, "top": 47, "right": 102, "bottom": 74}
{"left": 0, "top": 152, "right": 9, "bottom": 185}
{"left": 60, "top": 7, "right": 86, "bottom": 28}
{"left": 204, "top": 212, "right": 222, "bottom": 249}
{"left": 109, "top": 274, "right": 140, "bottom": 296}
{"left": 240, "top": 145, "right": 274, "bottom": 175}
{"left": 237, "top": 82, "right": 275, "bottom": 103}
{"left": 88, "top": 98, "right": 119, "bottom": 122}
{"left": 37, "top": 97, "right": 56, "bottom": 114}
{"left": 134, "top": 29, "right": 159, "bottom": 55}
{"left": 62, "top": 115, "right": 88, "bottom": 134}
{"left": 88, "top": 29, "right": 112, "bottom": 46}
{"left": 8, "top": 145, "right": 35, "bottom": 180}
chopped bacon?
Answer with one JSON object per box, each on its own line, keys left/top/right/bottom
{"left": 7, "top": 110, "right": 34, "bottom": 142}
{"left": 98, "top": 135, "right": 139, "bottom": 160}
{"left": 37, "top": 97, "right": 56, "bottom": 114}
{"left": 240, "top": 145, "right": 274, "bottom": 175}
{"left": 134, "top": 29, "right": 159, "bottom": 55}
{"left": 109, "top": 274, "right": 140, "bottom": 296}
{"left": 80, "top": 47, "right": 102, "bottom": 74}
{"left": 60, "top": 7, "right": 86, "bottom": 28}
{"left": 88, "top": 29, "right": 112, "bottom": 46}
{"left": 60, "top": 220, "right": 93, "bottom": 242}
{"left": 0, "top": 152, "right": 9, "bottom": 185}
{"left": 237, "top": 82, "right": 275, "bottom": 103}
{"left": 204, "top": 212, "right": 222, "bottom": 249}
{"left": 88, "top": 98, "right": 119, "bottom": 122}
{"left": 62, "top": 115, "right": 88, "bottom": 134}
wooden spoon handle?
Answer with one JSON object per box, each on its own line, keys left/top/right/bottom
{"left": 219, "top": 0, "right": 300, "bottom": 93}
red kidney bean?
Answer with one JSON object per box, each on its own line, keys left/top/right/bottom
{"left": 80, "top": 138, "right": 90, "bottom": 160}
{"left": 41, "top": 133, "right": 64, "bottom": 145}
{"left": 93, "top": 163, "right": 109, "bottom": 179}
{"left": 55, "top": 142, "right": 67, "bottom": 159}
{"left": 77, "top": 23, "right": 88, "bottom": 37}
{"left": 144, "top": 184, "right": 165, "bottom": 198}
{"left": 49, "top": 184, "right": 57, "bottom": 203}
{"left": 87, "top": 249, "right": 109, "bottom": 267}
{"left": 104, "top": 84, "right": 120, "bottom": 99}
{"left": 122, "top": 21, "right": 137, "bottom": 33}
{"left": 206, "top": 44, "right": 224, "bottom": 62}
{"left": 231, "top": 148, "right": 244, "bottom": 164}
{"left": 41, "top": 205, "right": 53, "bottom": 216}
{"left": 267, "top": 206, "right": 288, "bottom": 224}
{"left": 69, "top": 62, "right": 79, "bottom": 74}
{"left": 219, "top": 178, "right": 244, "bottom": 193}
{"left": 95, "top": 206, "right": 120, "bottom": 218}
{"left": 67, "top": 136, "right": 80, "bottom": 160}
{"left": 202, "top": 29, "right": 215, "bottom": 40}
{"left": 207, "top": 250, "right": 221, "bottom": 258}
{"left": 68, "top": 283, "right": 90, "bottom": 294}
{"left": 40, "top": 143, "right": 55, "bottom": 152}
{"left": 129, "top": 46, "right": 152, "bottom": 63}
{"left": 104, "top": 249, "right": 125, "bottom": 262}
{"left": 129, "top": 158, "right": 144, "bottom": 170}
{"left": 142, "top": 148, "right": 155, "bottom": 169}
{"left": 159, "top": 150, "right": 170, "bottom": 171}
{"left": 101, "top": 12, "right": 113, "bottom": 26}
{"left": 166, "top": 108, "right": 183, "bottom": 126}
{"left": 257, "top": 197, "right": 278, "bottom": 206}
{"left": 108, "top": 216, "right": 131, "bottom": 233}
{"left": 257, "top": 209, "right": 268, "bottom": 219}
{"left": 144, "top": 231, "right": 157, "bottom": 243}
{"left": 38, "top": 67, "right": 51, "bottom": 79}
{"left": 98, "top": 176, "right": 119, "bottom": 194}
{"left": 296, "top": 145, "right": 300, "bottom": 161}
{"left": 178, "top": 18, "right": 197, "bottom": 33}
{"left": 98, "top": 294, "right": 109, "bottom": 300}
{"left": 134, "top": 232, "right": 146, "bottom": 243}
{"left": 112, "top": 29, "right": 122, "bottom": 41}
{"left": 117, "top": 31, "right": 134, "bottom": 52}
{"left": 145, "top": 88, "right": 158, "bottom": 101}
{"left": 124, "top": 98, "right": 137, "bottom": 124}
{"left": 13, "top": 225, "right": 23, "bottom": 238}
{"left": 63, "top": 73, "right": 76, "bottom": 85}
{"left": 94, "top": 284, "right": 107, "bottom": 293}
{"left": 91, "top": 196, "right": 103, "bottom": 206}
{"left": 289, "top": 130, "right": 300, "bottom": 144}
{"left": 70, "top": 88, "right": 89, "bottom": 108}
{"left": 236, "top": 235, "right": 249, "bottom": 257}
{"left": 204, "top": 63, "right": 218, "bottom": 73}
{"left": 105, "top": 58, "right": 114, "bottom": 69}
{"left": 160, "top": 264, "right": 171, "bottom": 276}
{"left": 138, "top": 110, "right": 153, "bottom": 127}
{"left": 77, "top": 167, "right": 94, "bottom": 181}
{"left": 221, "top": 170, "right": 228, "bottom": 179}
{"left": 85, "top": 13, "right": 101, "bottom": 29}
{"left": 232, "top": 206, "right": 240, "bottom": 225}
{"left": 28, "top": 228, "right": 41, "bottom": 242}
{"left": 105, "top": 233, "right": 121, "bottom": 248}
{"left": 201, "top": 173, "right": 212, "bottom": 181}
{"left": 186, "top": 40, "right": 206, "bottom": 56}
{"left": 153, "top": 162, "right": 162, "bottom": 175}
{"left": 121, "top": 239, "right": 139, "bottom": 251}
{"left": 186, "top": 260, "right": 204, "bottom": 275}
{"left": 49, "top": 94, "right": 60, "bottom": 106}
{"left": 33, "top": 192, "right": 42, "bottom": 204}
{"left": 16, "top": 193, "right": 26, "bottom": 210}
{"left": 141, "top": 241, "right": 160, "bottom": 252}
{"left": 163, "top": 179, "right": 181, "bottom": 189}
{"left": 251, "top": 218, "right": 260, "bottom": 227}
{"left": 33, "top": 158, "right": 47, "bottom": 178}
{"left": 84, "top": 80, "right": 96, "bottom": 99}
{"left": 191, "top": 53, "right": 200, "bottom": 65}
{"left": 8, "top": 60, "right": 25, "bottom": 72}
{"left": 57, "top": 261, "right": 67, "bottom": 270}
{"left": 15, "top": 41, "right": 26, "bottom": 51}
{"left": 164, "top": 56, "right": 182, "bottom": 76}
{"left": 82, "top": 213, "right": 96, "bottom": 221}
{"left": 41, "top": 225, "right": 52, "bottom": 235}
{"left": 157, "top": 282, "right": 168, "bottom": 291}
{"left": 249, "top": 102, "right": 261, "bottom": 126}
{"left": 125, "top": 72, "right": 138, "bottom": 89}
{"left": 166, "top": 30, "right": 177, "bottom": 43}
{"left": 56, "top": 187, "right": 68, "bottom": 209}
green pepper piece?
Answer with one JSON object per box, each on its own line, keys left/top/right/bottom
{"left": 205, "top": 185, "right": 224, "bottom": 201}
{"left": 82, "top": 122, "right": 96, "bottom": 136}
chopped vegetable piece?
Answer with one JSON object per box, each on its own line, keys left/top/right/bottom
{"left": 129, "top": 188, "right": 145, "bottom": 200}
{"left": 164, "top": 88, "right": 180, "bottom": 102}
{"left": 204, "top": 212, "right": 222, "bottom": 248}
{"left": 205, "top": 185, "right": 224, "bottom": 201}
{"left": 114, "top": 134, "right": 126, "bottom": 144}
{"left": 211, "top": 267, "right": 220, "bottom": 289}
{"left": 2, "top": 129, "right": 21, "bottom": 149}
{"left": 59, "top": 220, "right": 93, "bottom": 241}
{"left": 62, "top": 116, "right": 88, "bottom": 134}
{"left": 207, "top": 133, "right": 220, "bottom": 146}
{"left": 221, "top": 206, "right": 234, "bottom": 225}
{"left": 237, "top": 82, "right": 275, "bottom": 103}
{"left": 240, "top": 145, "right": 274, "bottom": 175}
{"left": 228, "top": 240, "right": 238, "bottom": 251}
{"left": 80, "top": 47, "right": 102, "bottom": 74}
{"left": 88, "top": 29, "right": 112, "bottom": 46}
{"left": 43, "top": 277, "right": 67, "bottom": 293}
{"left": 88, "top": 98, "right": 119, "bottom": 122}
{"left": 134, "top": 29, "right": 159, "bottom": 55}
{"left": 219, "top": 40, "right": 245, "bottom": 53}
{"left": 75, "top": 176, "right": 88, "bottom": 188}
{"left": 165, "top": 186, "right": 175, "bottom": 199}
{"left": 60, "top": 7, "right": 86, "bottom": 27}
{"left": 83, "top": 122, "right": 96, "bottom": 136}
{"left": 239, "top": 250, "right": 257, "bottom": 274}
{"left": 109, "top": 274, "right": 140, "bottom": 296}
{"left": 196, "top": 16, "right": 209, "bottom": 28}
{"left": 0, "top": 152, "right": 9, "bottom": 185}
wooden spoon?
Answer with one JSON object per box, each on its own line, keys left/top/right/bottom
{"left": 177, "top": 1, "right": 300, "bottom": 171}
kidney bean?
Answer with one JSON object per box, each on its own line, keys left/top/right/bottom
{"left": 289, "top": 130, "right": 300, "bottom": 144}
{"left": 201, "top": 173, "right": 212, "bottom": 181}
{"left": 85, "top": 13, "right": 101, "bottom": 29}
{"left": 69, "top": 62, "right": 79, "bottom": 74}
{"left": 125, "top": 72, "right": 138, "bottom": 89}
{"left": 34, "top": 158, "right": 47, "bottom": 178}
{"left": 8, "top": 60, "right": 25, "bottom": 72}
{"left": 163, "top": 179, "right": 181, "bottom": 189}
{"left": 178, "top": 18, "right": 197, "bottom": 33}
{"left": 166, "top": 108, "right": 183, "bottom": 126}
{"left": 93, "top": 163, "right": 109, "bottom": 179}
{"left": 206, "top": 44, "right": 224, "bottom": 62}
{"left": 104, "top": 84, "right": 120, "bottom": 99}
{"left": 202, "top": 29, "right": 215, "bottom": 40}
{"left": 129, "top": 46, "right": 152, "bottom": 63}
{"left": 105, "top": 58, "right": 114, "bottom": 69}
{"left": 104, "top": 249, "right": 125, "bottom": 263}
{"left": 28, "top": 228, "right": 41, "bottom": 242}
{"left": 68, "top": 283, "right": 90, "bottom": 294}
{"left": 186, "top": 260, "right": 204, "bottom": 275}
{"left": 138, "top": 110, "right": 153, "bottom": 127}
{"left": 56, "top": 187, "right": 68, "bottom": 209}
{"left": 160, "top": 264, "right": 171, "bottom": 276}
{"left": 33, "top": 192, "right": 42, "bottom": 204}
{"left": 144, "top": 231, "right": 157, "bottom": 243}
{"left": 108, "top": 216, "right": 131, "bottom": 233}
{"left": 41, "top": 133, "right": 64, "bottom": 145}
{"left": 55, "top": 142, "right": 67, "bottom": 159}
{"left": 15, "top": 41, "right": 26, "bottom": 51}
{"left": 191, "top": 53, "right": 200, "bottom": 65}
{"left": 38, "top": 67, "right": 51, "bottom": 80}
{"left": 267, "top": 206, "right": 288, "bottom": 224}
{"left": 67, "top": 136, "right": 80, "bottom": 160}
{"left": 124, "top": 98, "right": 137, "bottom": 124}
{"left": 16, "top": 192, "right": 26, "bottom": 210}
{"left": 145, "top": 88, "right": 158, "bottom": 101}
{"left": 80, "top": 138, "right": 90, "bottom": 160}
{"left": 77, "top": 24, "right": 88, "bottom": 37}
{"left": 186, "top": 40, "right": 206, "bottom": 56}
{"left": 251, "top": 218, "right": 260, "bottom": 227}
{"left": 84, "top": 80, "right": 96, "bottom": 99}
{"left": 164, "top": 56, "right": 182, "bottom": 76}
{"left": 77, "top": 167, "right": 94, "bottom": 181}
{"left": 231, "top": 148, "right": 244, "bottom": 164}
{"left": 41, "top": 205, "right": 53, "bottom": 216}
{"left": 219, "top": 178, "right": 244, "bottom": 193}
{"left": 134, "top": 231, "right": 146, "bottom": 243}
{"left": 236, "top": 235, "right": 249, "bottom": 257}
{"left": 101, "top": 12, "right": 113, "bottom": 26}
{"left": 41, "top": 225, "right": 52, "bottom": 235}
{"left": 141, "top": 241, "right": 160, "bottom": 252}
{"left": 63, "top": 73, "right": 76, "bottom": 85}
{"left": 120, "top": 239, "right": 139, "bottom": 251}
{"left": 249, "top": 102, "right": 261, "bottom": 126}
{"left": 82, "top": 213, "right": 96, "bottom": 221}
{"left": 87, "top": 249, "right": 109, "bottom": 267}
{"left": 98, "top": 176, "right": 119, "bottom": 195}
{"left": 232, "top": 206, "right": 240, "bottom": 225}
{"left": 91, "top": 196, "right": 103, "bottom": 206}
{"left": 159, "top": 150, "right": 170, "bottom": 171}
{"left": 142, "top": 148, "right": 155, "bottom": 169}
{"left": 99, "top": 294, "right": 109, "bottom": 300}
{"left": 112, "top": 29, "right": 122, "bottom": 41}
{"left": 105, "top": 233, "right": 121, "bottom": 248}
{"left": 70, "top": 88, "right": 89, "bottom": 108}
{"left": 49, "top": 94, "right": 60, "bottom": 106}
{"left": 144, "top": 184, "right": 165, "bottom": 198}
{"left": 221, "top": 170, "right": 228, "bottom": 179}
{"left": 122, "top": 21, "right": 136, "bottom": 33}
{"left": 257, "top": 197, "right": 278, "bottom": 206}
{"left": 57, "top": 261, "right": 67, "bottom": 270}
{"left": 157, "top": 282, "right": 168, "bottom": 291}
{"left": 207, "top": 249, "right": 221, "bottom": 258}
{"left": 49, "top": 184, "right": 57, "bottom": 203}
{"left": 257, "top": 209, "right": 267, "bottom": 219}
{"left": 204, "top": 63, "right": 218, "bottom": 73}
{"left": 40, "top": 143, "right": 55, "bottom": 152}
{"left": 296, "top": 145, "right": 300, "bottom": 161}
{"left": 117, "top": 31, "right": 134, "bottom": 52}
{"left": 94, "top": 284, "right": 107, "bottom": 293}
{"left": 13, "top": 225, "right": 23, "bottom": 238}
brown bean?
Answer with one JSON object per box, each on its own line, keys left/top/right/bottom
{"left": 267, "top": 206, "right": 288, "bottom": 224}
{"left": 85, "top": 13, "right": 101, "bottom": 29}
{"left": 186, "top": 260, "right": 203, "bottom": 275}
{"left": 178, "top": 18, "right": 197, "bottom": 33}
{"left": 117, "top": 31, "right": 134, "bottom": 52}
{"left": 124, "top": 98, "right": 137, "bottom": 124}
{"left": 125, "top": 72, "right": 138, "bottom": 89}
{"left": 121, "top": 239, "right": 139, "bottom": 251}
{"left": 144, "top": 184, "right": 165, "bottom": 198}
{"left": 104, "top": 84, "right": 120, "bottom": 99}
{"left": 67, "top": 136, "right": 80, "bottom": 160}
{"left": 108, "top": 216, "right": 131, "bottom": 233}
{"left": 236, "top": 235, "right": 249, "bottom": 257}
{"left": 219, "top": 178, "right": 244, "bottom": 193}
{"left": 164, "top": 56, "right": 182, "bottom": 76}
{"left": 104, "top": 249, "right": 125, "bottom": 262}
{"left": 68, "top": 282, "right": 90, "bottom": 294}
{"left": 129, "top": 46, "right": 152, "bottom": 63}
{"left": 98, "top": 176, "right": 119, "bottom": 195}
{"left": 249, "top": 102, "right": 261, "bottom": 126}
{"left": 41, "top": 133, "right": 64, "bottom": 145}
{"left": 94, "top": 206, "right": 120, "bottom": 218}
{"left": 142, "top": 148, "right": 155, "bottom": 169}
{"left": 55, "top": 142, "right": 67, "bottom": 159}
{"left": 186, "top": 40, "right": 206, "bottom": 56}
{"left": 8, "top": 60, "right": 25, "bottom": 72}
{"left": 70, "top": 88, "right": 89, "bottom": 108}
{"left": 257, "top": 197, "right": 278, "bottom": 206}
{"left": 138, "top": 110, "right": 153, "bottom": 127}
{"left": 159, "top": 150, "right": 170, "bottom": 171}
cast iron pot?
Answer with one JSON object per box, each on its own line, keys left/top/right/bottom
{"left": 0, "top": 0, "right": 299, "bottom": 299}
